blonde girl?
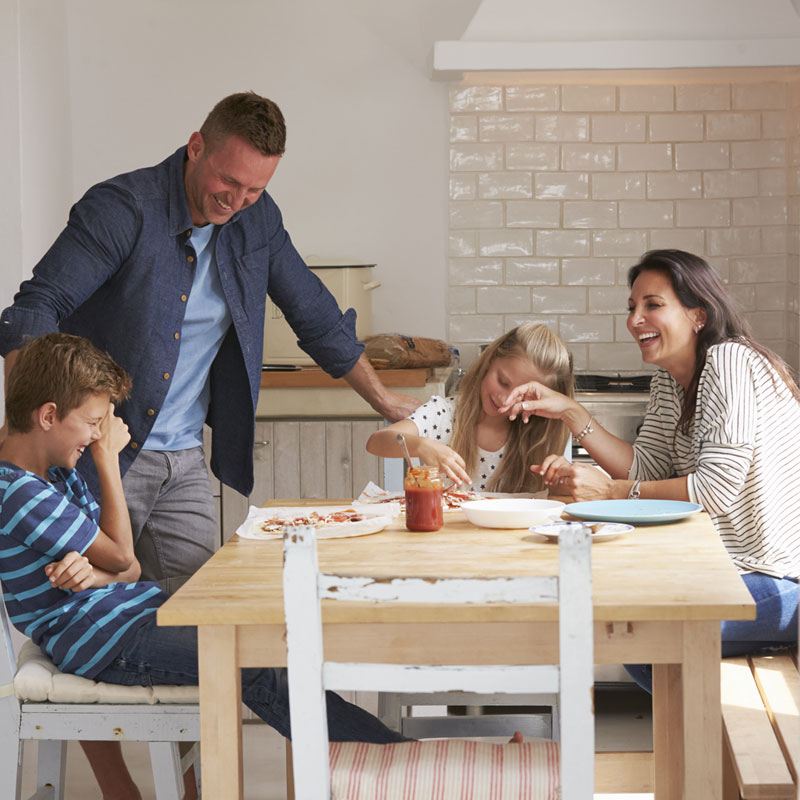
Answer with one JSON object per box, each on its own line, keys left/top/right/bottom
{"left": 366, "top": 324, "right": 573, "bottom": 493}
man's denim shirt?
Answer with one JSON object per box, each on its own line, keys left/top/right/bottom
{"left": 0, "top": 146, "right": 364, "bottom": 497}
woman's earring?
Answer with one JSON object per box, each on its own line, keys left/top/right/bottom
{"left": 695, "top": 323, "right": 705, "bottom": 334}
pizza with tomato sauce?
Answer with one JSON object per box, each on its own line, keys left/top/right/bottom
{"left": 236, "top": 504, "right": 399, "bottom": 540}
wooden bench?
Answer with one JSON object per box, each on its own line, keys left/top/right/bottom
{"left": 721, "top": 651, "right": 799, "bottom": 799}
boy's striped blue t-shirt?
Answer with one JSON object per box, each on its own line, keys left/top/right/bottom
{"left": 0, "top": 463, "right": 166, "bottom": 678}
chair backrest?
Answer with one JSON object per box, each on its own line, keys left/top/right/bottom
{"left": 0, "top": 585, "right": 20, "bottom": 689}
{"left": 282, "top": 523, "right": 594, "bottom": 799}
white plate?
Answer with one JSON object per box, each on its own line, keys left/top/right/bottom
{"left": 236, "top": 505, "right": 398, "bottom": 540}
{"left": 461, "top": 498, "right": 566, "bottom": 529}
{"left": 528, "top": 520, "right": 634, "bottom": 542}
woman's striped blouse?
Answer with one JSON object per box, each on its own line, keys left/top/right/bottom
{"left": 630, "top": 341, "right": 800, "bottom": 579}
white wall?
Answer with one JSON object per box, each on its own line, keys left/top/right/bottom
{"left": 3, "top": 0, "right": 476, "bottom": 341}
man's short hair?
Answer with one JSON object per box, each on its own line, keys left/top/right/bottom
{"left": 199, "top": 91, "right": 286, "bottom": 156}
{"left": 5, "top": 334, "right": 132, "bottom": 433}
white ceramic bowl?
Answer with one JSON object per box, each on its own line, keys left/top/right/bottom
{"left": 460, "top": 498, "right": 566, "bottom": 529}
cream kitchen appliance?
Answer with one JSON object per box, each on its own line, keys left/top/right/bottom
{"left": 262, "top": 258, "right": 379, "bottom": 366}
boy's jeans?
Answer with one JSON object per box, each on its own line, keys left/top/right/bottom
{"left": 94, "top": 618, "right": 406, "bottom": 743}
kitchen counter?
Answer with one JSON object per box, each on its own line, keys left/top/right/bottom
{"left": 256, "top": 367, "right": 449, "bottom": 418}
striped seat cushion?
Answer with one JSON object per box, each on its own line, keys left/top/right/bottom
{"left": 330, "top": 739, "right": 559, "bottom": 799}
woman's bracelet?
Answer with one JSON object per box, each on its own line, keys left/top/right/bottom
{"left": 573, "top": 415, "right": 595, "bottom": 444}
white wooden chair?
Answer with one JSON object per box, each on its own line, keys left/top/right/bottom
{"left": 282, "top": 523, "right": 594, "bottom": 799}
{"left": 0, "top": 590, "right": 200, "bottom": 800}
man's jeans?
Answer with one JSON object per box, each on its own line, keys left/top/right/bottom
{"left": 625, "top": 572, "right": 799, "bottom": 692}
{"left": 94, "top": 619, "right": 406, "bottom": 744}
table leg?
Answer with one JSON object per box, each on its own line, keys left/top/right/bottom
{"left": 198, "top": 625, "right": 243, "bottom": 800}
{"left": 682, "top": 620, "right": 722, "bottom": 800}
{"left": 653, "top": 662, "right": 683, "bottom": 800}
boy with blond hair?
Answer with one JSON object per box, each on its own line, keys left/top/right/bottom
{"left": 0, "top": 333, "right": 403, "bottom": 798}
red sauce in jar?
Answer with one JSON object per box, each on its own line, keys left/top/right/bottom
{"left": 405, "top": 467, "right": 444, "bottom": 532}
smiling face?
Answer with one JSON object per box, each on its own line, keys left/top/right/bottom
{"left": 480, "top": 355, "right": 548, "bottom": 419}
{"left": 626, "top": 270, "right": 706, "bottom": 386}
{"left": 47, "top": 392, "right": 109, "bottom": 470}
{"left": 183, "top": 132, "right": 280, "bottom": 226}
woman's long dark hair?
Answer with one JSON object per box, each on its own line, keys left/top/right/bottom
{"left": 628, "top": 249, "right": 800, "bottom": 433}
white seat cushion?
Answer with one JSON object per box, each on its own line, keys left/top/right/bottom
{"left": 15, "top": 639, "right": 198, "bottom": 704}
{"left": 330, "top": 739, "right": 559, "bottom": 799}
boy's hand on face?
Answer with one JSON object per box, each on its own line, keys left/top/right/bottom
{"left": 89, "top": 402, "right": 131, "bottom": 461}
{"left": 45, "top": 551, "right": 95, "bottom": 592}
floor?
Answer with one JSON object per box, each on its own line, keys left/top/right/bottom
{"left": 19, "top": 688, "right": 655, "bottom": 799}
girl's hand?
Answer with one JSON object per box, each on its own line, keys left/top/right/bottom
{"left": 45, "top": 551, "right": 95, "bottom": 592}
{"left": 89, "top": 403, "right": 131, "bottom": 460}
{"left": 498, "top": 381, "right": 574, "bottom": 424}
{"left": 534, "top": 461, "right": 617, "bottom": 502}
{"left": 416, "top": 439, "right": 472, "bottom": 487}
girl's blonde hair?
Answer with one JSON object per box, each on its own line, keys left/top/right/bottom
{"left": 451, "top": 324, "right": 574, "bottom": 493}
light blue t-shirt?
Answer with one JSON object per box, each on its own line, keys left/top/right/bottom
{"left": 144, "top": 224, "right": 232, "bottom": 450}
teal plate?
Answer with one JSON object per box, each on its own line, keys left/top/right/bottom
{"left": 564, "top": 499, "right": 703, "bottom": 525}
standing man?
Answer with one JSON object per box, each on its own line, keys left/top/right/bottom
{"left": 0, "top": 91, "right": 420, "bottom": 593}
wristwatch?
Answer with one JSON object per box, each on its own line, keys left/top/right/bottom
{"left": 628, "top": 479, "right": 641, "bottom": 499}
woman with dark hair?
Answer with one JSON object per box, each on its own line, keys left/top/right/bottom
{"left": 500, "top": 250, "right": 800, "bottom": 689}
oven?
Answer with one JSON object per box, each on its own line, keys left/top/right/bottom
{"left": 573, "top": 374, "right": 652, "bottom": 464}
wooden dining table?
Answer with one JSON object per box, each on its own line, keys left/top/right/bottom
{"left": 157, "top": 498, "right": 755, "bottom": 799}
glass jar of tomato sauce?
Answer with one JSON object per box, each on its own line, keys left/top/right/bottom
{"left": 404, "top": 466, "right": 444, "bottom": 532}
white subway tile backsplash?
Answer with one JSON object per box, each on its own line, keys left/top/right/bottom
{"left": 477, "top": 286, "right": 531, "bottom": 313}
{"left": 505, "top": 86, "right": 560, "bottom": 111}
{"left": 449, "top": 232, "right": 477, "bottom": 257}
{"left": 619, "top": 85, "right": 673, "bottom": 112}
{"left": 647, "top": 172, "right": 702, "bottom": 199}
{"left": 450, "top": 144, "right": 504, "bottom": 171}
{"left": 560, "top": 315, "right": 614, "bottom": 342}
{"left": 649, "top": 228, "right": 705, "bottom": 253}
{"left": 449, "top": 257, "right": 503, "bottom": 285}
{"left": 733, "top": 83, "right": 787, "bottom": 110}
{"left": 536, "top": 230, "right": 590, "bottom": 257}
{"left": 532, "top": 287, "right": 587, "bottom": 313}
{"left": 676, "top": 199, "right": 731, "bottom": 228}
{"left": 728, "top": 284, "right": 757, "bottom": 311}
{"left": 588, "top": 342, "right": 644, "bottom": 371}
{"left": 676, "top": 84, "right": 730, "bottom": 111}
{"left": 675, "top": 142, "right": 729, "bottom": 170}
{"left": 731, "top": 255, "right": 787, "bottom": 283}
{"left": 478, "top": 172, "right": 533, "bottom": 199}
{"left": 592, "top": 229, "right": 648, "bottom": 256}
{"left": 618, "top": 144, "right": 672, "bottom": 171}
{"left": 480, "top": 114, "right": 534, "bottom": 142}
{"left": 505, "top": 258, "right": 560, "bottom": 285}
{"left": 506, "top": 200, "right": 561, "bottom": 228}
{"left": 563, "top": 201, "right": 617, "bottom": 229}
{"left": 706, "top": 112, "right": 761, "bottom": 141}
{"left": 593, "top": 173, "right": 646, "bottom": 200}
{"left": 569, "top": 344, "right": 589, "bottom": 371}
{"left": 762, "top": 226, "right": 788, "bottom": 253}
{"left": 450, "top": 175, "right": 477, "bottom": 200}
{"left": 506, "top": 143, "right": 560, "bottom": 171}
{"left": 479, "top": 229, "right": 534, "bottom": 256}
{"left": 703, "top": 170, "right": 758, "bottom": 198}
{"left": 448, "top": 315, "right": 504, "bottom": 342}
{"left": 535, "top": 114, "right": 590, "bottom": 142}
{"left": 619, "top": 200, "right": 674, "bottom": 228}
{"left": 449, "top": 201, "right": 504, "bottom": 229}
{"left": 450, "top": 115, "right": 478, "bottom": 142}
{"left": 562, "top": 85, "right": 615, "bottom": 112}
{"left": 731, "top": 140, "right": 786, "bottom": 169}
{"left": 561, "top": 258, "right": 616, "bottom": 285}
{"left": 450, "top": 86, "right": 503, "bottom": 112}
{"left": 732, "top": 197, "right": 787, "bottom": 227}
{"left": 707, "top": 227, "right": 762, "bottom": 255}
{"left": 535, "top": 173, "right": 590, "bottom": 199}
{"left": 449, "top": 287, "right": 476, "bottom": 314}
{"left": 749, "top": 310, "right": 786, "bottom": 340}
{"left": 591, "top": 114, "right": 645, "bottom": 142}
{"left": 648, "top": 114, "right": 704, "bottom": 142}
{"left": 504, "top": 314, "right": 560, "bottom": 332}
{"left": 588, "top": 286, "right": 631, "bottom": 314}
{"left": 758, "top": 168, "right": 787, "bottom": 197}
{"left": 561, "top": 145, "right": 615, "bottom": 171}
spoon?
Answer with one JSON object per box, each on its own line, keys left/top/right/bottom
{"left": 586, "top": 522, "right": 606, "bottom": 535}
{"left": 396, "top": 434, "right": 420, "bottom": 486}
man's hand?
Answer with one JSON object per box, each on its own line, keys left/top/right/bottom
{"left": 45, "top": 551, "right": 95, "bottom": 592}
{"left": 376, "top": 390, "right": 422, "bottom": 423}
